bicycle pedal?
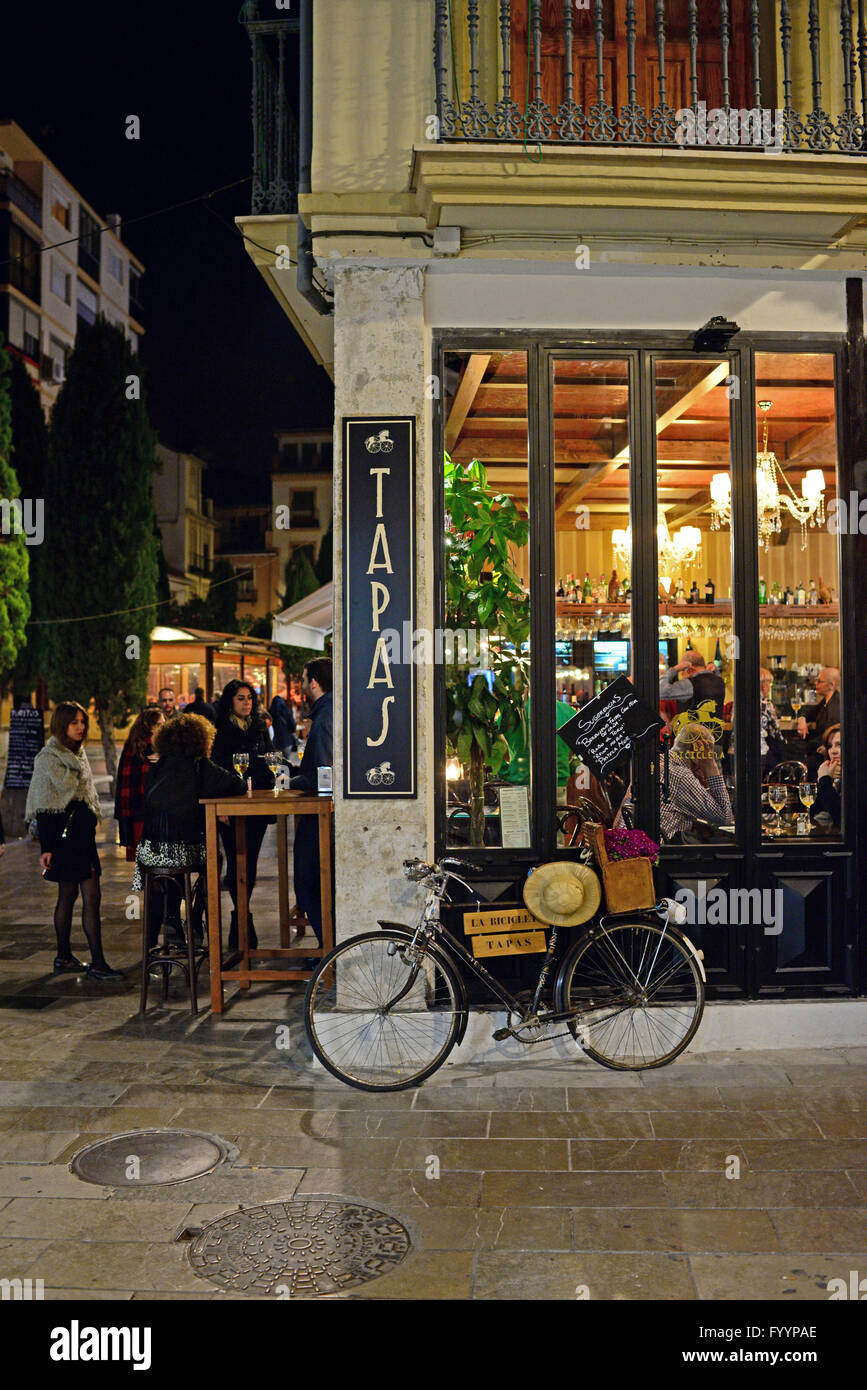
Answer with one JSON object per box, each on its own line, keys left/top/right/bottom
{"left": 491, "top": 1027, "right": 512, "bottom": 1042}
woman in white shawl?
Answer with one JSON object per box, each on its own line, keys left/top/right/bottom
{"left": 25, "top": 702, "right": 122, "bottom": 981}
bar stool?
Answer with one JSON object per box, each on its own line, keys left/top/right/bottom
{"left": 139, "top": 866, "right": 207, "bottom": 1017}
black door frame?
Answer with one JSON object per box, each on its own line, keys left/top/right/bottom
{"left": 431, "top": 324, "right": 860, "bottom": 997}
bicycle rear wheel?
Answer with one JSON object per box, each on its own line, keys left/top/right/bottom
{"left": 556, "top": 921, "right": 704, "bottom": 1070}
{"left": 304, "top": 931, "right": 464, "bottom": 1091}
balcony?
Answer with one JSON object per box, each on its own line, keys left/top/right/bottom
{"left": 434, "top": 1, "right": 867, "bottom": 155}
{"left": 240, "top": 2, "right": 300, "bottom": 213}
{"left": 0, "top": 170, "right": 42, "bottom": 225}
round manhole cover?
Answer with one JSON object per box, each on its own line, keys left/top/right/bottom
{"left": 70, "top": 1130, "right": 231, "bottom": 1186}
{"left": 188, "top": 1197, "right": 412, "bottom": 1296}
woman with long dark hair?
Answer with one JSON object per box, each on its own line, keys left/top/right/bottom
{"left": 211, "top": 680, "right": 275, "bottom": 948}
{"left": 25, "top": 702, "right": 122, "bottom": 980}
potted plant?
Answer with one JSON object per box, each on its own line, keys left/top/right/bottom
{"left": 444, "top": 452, "right": 530, "bottom": 846}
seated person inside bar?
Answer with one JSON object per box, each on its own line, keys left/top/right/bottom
{"left": 811, "top": 723, "right": 841, "bottom": 828}
{"left": 660, "top": 650, "right": 725, "bottom": 718}
{"left": 660, "top": 723, "right": 733, "bottom": 844}
{"left": 796, "top": 667, "right": 840, "bottom": 767}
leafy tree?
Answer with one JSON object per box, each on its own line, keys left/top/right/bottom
{"left": 315, "top": 516, "right": 333, "bottom": 584}
{"left": 280, "top": 546, "right": 320, "bottom": 609}
{"left": 4, "top": 353, "right": 49, "bottom": 699}
{"left": 44, "top": 319, "right": 159, "bottom": 785}
{"left": 0, "top": 343, "right": 30, "bottom": 678}
{"left": 444, "top": 452, "right": 530, "bottom": 846}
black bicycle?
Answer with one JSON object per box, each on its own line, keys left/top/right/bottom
{"left": 304, "top": 856, "right": 706, "bottom": 1091}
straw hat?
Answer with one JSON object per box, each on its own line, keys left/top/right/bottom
{"left": 523, "top": 860, "right": 602, "bottom": 928}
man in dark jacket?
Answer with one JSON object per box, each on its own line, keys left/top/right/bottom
{"left": 185, "top": 687, "right": 217, "bottom": 724}
{"left": 290, "top": 659, "right": 333, "bottom": 956}
{"left": 796, "top": 668, "right": 840, "bottom": 765}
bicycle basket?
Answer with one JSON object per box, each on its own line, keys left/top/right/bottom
{"left": 582, "top": 823, "right": 656, "bottom": 913}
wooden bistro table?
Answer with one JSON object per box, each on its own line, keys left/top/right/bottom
{"left": 200, "top": 788, "right": 334, "bottom": 1015}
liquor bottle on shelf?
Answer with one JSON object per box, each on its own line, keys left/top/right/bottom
{"left": 675, "top": 579, "right": 686, "bottom": 605}
{"left": 607, "top": 569, "right": 619, "bottom": 602}
{"left": 686, "top": 637, "right": 694, "bottom": 651}
{"left": 783, "top": 585, "right": 793, "bottom": 605}
{"left": 582, "top": 571, "right": 592, "bottom": 602}
{"left": 556, "top": 577, "right": 565, "bottom": 598}
{"left": 622, "top": 576, "right": 630, "bottom": 601}
{"left": 796, "top": 580, "right": 806, "bottom": 606}
{"left": 704, "top": 578, "right": 715, "bottom": 605}
{"left": 689, "top": 580, "right": 700, "bottom": 604}
{"left": 598, "top": 573, "right": 607, "bottom": 603}
{"left": 759, "top": 577, "right": 767, "bottom": 604}
{"left": 770, "top": 580, "right": 780, "bottom": 605}
{"left": 808, "top": 577, "right": 818, "bottom": 605}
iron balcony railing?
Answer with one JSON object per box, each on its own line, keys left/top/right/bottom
{"left": 434, "top": 0, "right": 867, "bottom": 154}
{"left": 240, "top": 2, "right": 299, "bottom": 213}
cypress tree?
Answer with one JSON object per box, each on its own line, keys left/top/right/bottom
{"left": 44, "top": 319, "right": 159, "bottom": 783}
{"left": 0, "top": 342, "right": 31, "bottom": 677}
{"left": 5, "top": 353, "right": 49, "bottom": 698}
{"left": 315, "top": 517, "right": 333, "bottom": 584}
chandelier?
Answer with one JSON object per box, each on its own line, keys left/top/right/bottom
{"left": 710, "top": 401, "right": 826, "bottom": 551}
{"left": 612, "top": 509, "right": 702, "bottom": 578}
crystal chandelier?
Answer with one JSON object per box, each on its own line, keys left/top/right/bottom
{"left": 710, "top": 401, "right": 826, "bottom": 551}
{"left": 612, "top": 509, "right": 702, "bottom": 577}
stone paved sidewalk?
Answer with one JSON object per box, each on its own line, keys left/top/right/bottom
{"left": 0, "top": 822, "right": 866, "bottom": 1300}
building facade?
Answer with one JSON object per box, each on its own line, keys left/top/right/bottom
{"left": 236, "top": 1, "right": 867, "bottom": 1014}
{"left": 0, "top": 120, "right": 144, "bottom": 413}
{"left": 152, "top": 444, "right": 219, "bottom": 604}
{"left": 214, "top": 502, "right": 280, "bottom": 621}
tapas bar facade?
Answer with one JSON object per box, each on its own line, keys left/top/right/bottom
{"left": 236, "top": 0, "right": 867, "bottom": 1013}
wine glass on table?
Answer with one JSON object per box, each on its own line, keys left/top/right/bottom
{"left": 790, "top": 690, "right": 802, "bottom": 722}
{"left": 265, "top": 751, "right": 283, "bottom": 795}
{"left": 768, "top": 783, "right": 787, "bottom": 837}
{"left": 232, "top": 752, "right": 249, "bottom": 781}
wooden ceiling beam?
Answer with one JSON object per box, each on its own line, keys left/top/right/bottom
{"left": 445, "top": 353, "right": 491, "bottom": 453}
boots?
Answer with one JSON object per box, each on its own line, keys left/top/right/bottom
{"left": 227, "top": 910, "right": 258, "bottom": 951}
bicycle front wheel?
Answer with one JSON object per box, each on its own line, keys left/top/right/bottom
{"left": 556, "top": 921, "right": 705, "bottom": 1070}
{"left": 304, "top": 931, "right": 464, "bottom": 1091}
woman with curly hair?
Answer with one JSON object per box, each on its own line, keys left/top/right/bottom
{"left": 211, "top": 680, "right": 275, "bottom": 949}
{"left": 133, "top": 713, "right": 245, "bottom": 945}
{"left": 25, "top": 702, "right": 121, "bottom": 981}
{"left": 115, "top": 707, "right": 164, "bottom": 863}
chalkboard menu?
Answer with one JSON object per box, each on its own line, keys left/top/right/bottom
{"left": 558, "top": 676, "right": 663, "bottom": 778}
{"left": 343, "top": 417, "right": 417, "bottom": 798}
{"left": 3, "top": 706, "right": 45, "bottom": 789}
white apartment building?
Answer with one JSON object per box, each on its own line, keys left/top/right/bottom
{"left": 271, "top": 427, "right": 333, "bottom": 583}
{"left": 0, "top": 120, "right": 144, "bottom": 413}
{"left": 153, "top": 444, "right": 219, "bottom": 604}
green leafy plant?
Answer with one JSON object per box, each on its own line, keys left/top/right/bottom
{"left": 444, "top": 452, "right": 530, "bottom": 846}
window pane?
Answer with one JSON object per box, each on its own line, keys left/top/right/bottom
{"left": 553, "top": 358, "right": 632, "bottom": 840}
{"left": 754, "top": 353, "right": 841, "bottom": 842}
{"left": 655, "top": 359, "right": 735, "bottom": 845}
{"left": 442, "top": 350, "right": 530, "bottom": 849}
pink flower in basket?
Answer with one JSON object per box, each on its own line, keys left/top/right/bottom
{"left": 603, "top": 827, "right": 660, "bottom": 866}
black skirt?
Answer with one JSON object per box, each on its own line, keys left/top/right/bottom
{"left": 44, "top": 801, "right": 101, "bottom": 883}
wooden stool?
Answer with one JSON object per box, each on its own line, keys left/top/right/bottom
{"left": 139, "top": 866, "right": 207, "bottom": 1017}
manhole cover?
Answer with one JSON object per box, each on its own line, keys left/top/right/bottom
{"left": 70, "top": 1130, "right": 232, "bottom": 1186}
{"left": 188, "top": 1197, "right": 411, "bottom": 1296}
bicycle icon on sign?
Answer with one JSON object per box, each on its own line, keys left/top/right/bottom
{"left": 364, "top": 430, "right": 395, "bottom": 454}
{"left": 366, "top": 761, "right": 395, "bottom": 786}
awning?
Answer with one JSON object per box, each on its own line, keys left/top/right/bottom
{"left": 271, "top": 582, "right": 333, "bottom": 650}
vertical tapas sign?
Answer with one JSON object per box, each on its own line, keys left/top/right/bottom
{"left": 343, "top": 417, "right": 417, "bottom": 798}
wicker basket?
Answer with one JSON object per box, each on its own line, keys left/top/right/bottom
{"left": 582, "top": 823, "right": 656, "bottom": 913}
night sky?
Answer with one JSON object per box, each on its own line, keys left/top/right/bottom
{"left": 1, "top": 2, "right": 333, "bottom": 503}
